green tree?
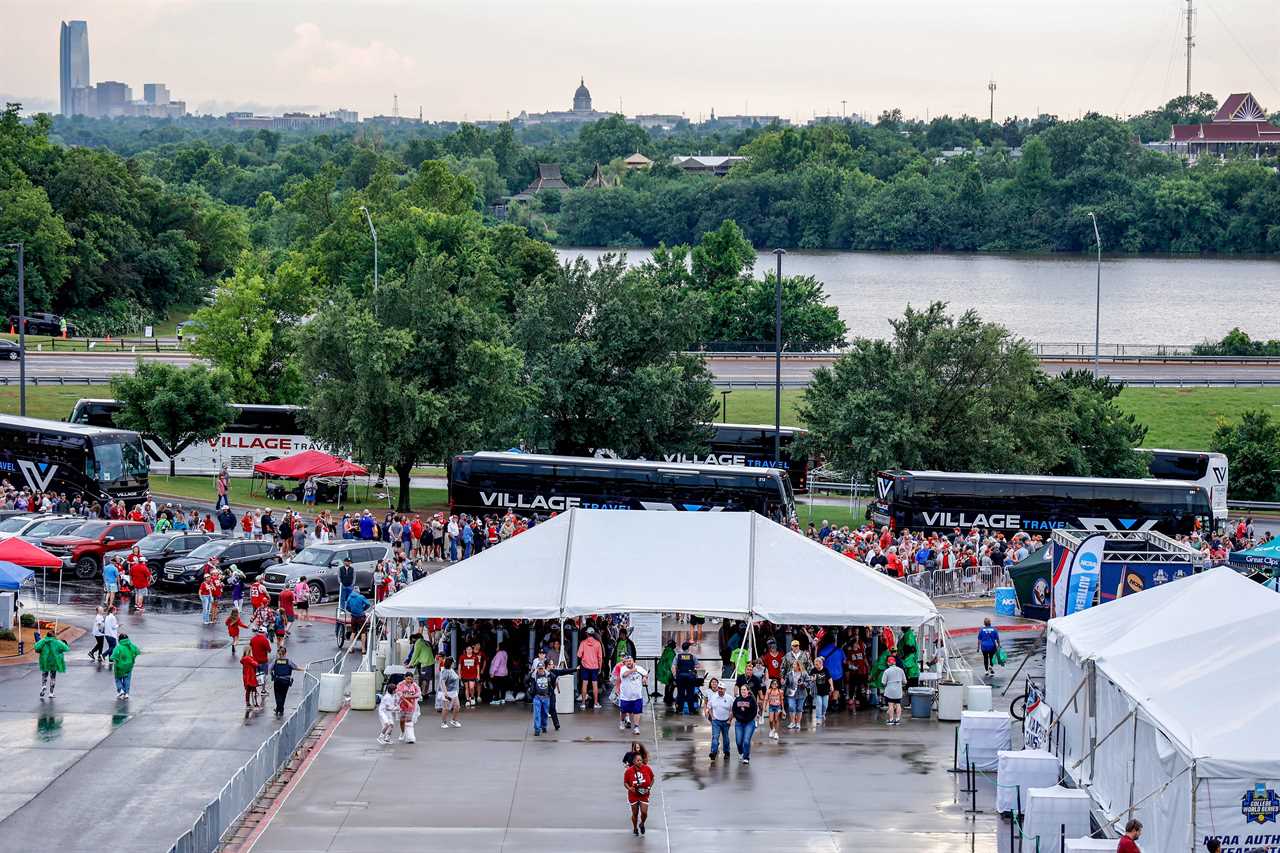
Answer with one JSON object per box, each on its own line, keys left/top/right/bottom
{"left": 1039, "top": 371, "right": 1148, "bottom": 478}
{"left": 0, "top": 173, "right": 72, "bottom": 312}
{"left": 1211, "top": 410, "right": 1280, "bottom": 501}
{"left": 298, "top": 259, "right": 527, "bottom": 510}
{"left": 514, "top": 256, "right": 718, "bottom": 456}
{"left": 109, "top": 362, "right": 234, "bottom": 477}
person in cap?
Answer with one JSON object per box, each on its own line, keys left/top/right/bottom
{"left": 338, "top": 555, "right": 356, "bottom": 612}
{"left": 880, "top": 655, "right": 906, "bottom": 726}
{"left": 576, "top": 625, "right": 605, "bottom": 708}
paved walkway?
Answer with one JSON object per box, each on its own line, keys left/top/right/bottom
{"left": 0, "top": 582, "right": 337, "bottom": 853}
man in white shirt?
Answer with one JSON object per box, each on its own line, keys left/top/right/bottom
{"left": 880, "top": 655, "right": 906, "bottom": 726}
{"left": 615, "top": 656, "right": 648, "bottom": 736}
{"left": 703, "top": 678, "right": 734, "bottom": 761}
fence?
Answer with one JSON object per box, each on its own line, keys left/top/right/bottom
{"left": 167, "top": 664, "right": 323, "bottom": 853}
{"left": 901, "top": 565, "right": 1012, "bottom": 600}
{"left": 7, "top": 335, "right": 186, "bottom": 352}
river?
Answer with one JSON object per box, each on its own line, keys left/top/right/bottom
{"left": 558, "top": 249, "right": 1280, "bottom": 346}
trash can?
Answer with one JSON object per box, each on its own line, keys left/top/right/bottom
{"left": 938, "top": 682, "right": 965, "bottom": 721}
{"left": 908, "top": 687, "right": 934, "bottom": 719}
{"left": 994, "top": 587, "right": 1017, "bottom": 616}
{"left": 965, "top": 683, "right": 993, "bottom": 712}
{"left": 350, "top": 670, "right": 376, "bottom": 710}
{"left": 318, "top": 672, "right": 346, "bottom": 712}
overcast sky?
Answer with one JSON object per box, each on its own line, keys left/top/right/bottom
{"left": 4, "top": 0, "right": 1278, "bottom": 122}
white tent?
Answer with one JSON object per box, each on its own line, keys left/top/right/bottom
{"left": 375, "top": 509, "right": 939, "bottom": 627}
{"left": 1045, "top": 567, "right": 1280, "bottom": 853}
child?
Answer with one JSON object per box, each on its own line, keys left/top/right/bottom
{"left": 395, "top": 673, "right": 422, "bottom": 743}
{"left": 377, "top": 682, "right": 398, "bottom": 745}
{"left": 240, "top": 650, "right": 260, "bottom": 718}
{"left": 226, "top": 607, "right": 248, "bottom": 655}
{"left": 766, "top": 678, "right": 784, "bottom": 740}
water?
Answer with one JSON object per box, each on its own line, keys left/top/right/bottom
{"left": 559, "top": 249, "right": 1280, "bottom": 345}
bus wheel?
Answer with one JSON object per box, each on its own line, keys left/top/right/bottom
{"left": 74, "top": 557, "right": 100, "bottom": 580}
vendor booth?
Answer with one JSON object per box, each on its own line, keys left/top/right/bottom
{"left": 1227, "top": 538, "right": 1280, "bottom": 576}
{"left": 1045, "top": 568, "right": 1280, "bottom": 853}
{"left": 250, "top": 450, "right": 368, "bottom": 503}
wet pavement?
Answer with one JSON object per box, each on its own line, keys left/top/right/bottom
{"left": 253, "top": 615, "right": 1035, "bottom": 853}
{"left": 0, "top": 581, "right": 339, "bottom": 853}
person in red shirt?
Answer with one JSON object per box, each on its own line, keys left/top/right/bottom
{"left": 240, "top": 650, "right": 261, "bottom": 716}
{"left": 226, "top": 607, "right": 249, "bottom": 654}
{"left": 249, "top": 625, "right": 272, "bottom": 681}
{"left": 249, "top": 579, "right": 269, "bottom": 612}
{"left": 459, "top": 645, "right": 481, "bottom": 707}
{"left": 201, "top": 513, "right": 215, "bottom": 533}
{"left": 128, "top": 505, "right": 145, "bottom": 522}
{"left": 623, "top": 752, "right": 654, "bottom": 836}
{"left": 129, "top": 557, "right": 152, "bottom": 612}
{"left": 279, "top": 585, "right": 295, "bottom": 635}
{"left": 762, "top": 641, "right": 784, "bottom": 684}
{"left": 1117, "top": 819, "right": 1142, "bottom": 853}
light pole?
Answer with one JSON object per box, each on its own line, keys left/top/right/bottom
{"left": 4, "top": 243, "right": 25, "bottom": 416}
{"left": 359, "top": 205, "right": 378, "bottom": 299}
{"left": 720, "top": 389, "right": 732, "bottom": 423}
{"left": 772, "top": 248, "right": 785, "bottom": 464}
{"left": 1088, "top": 212, "right": 1101, "bottom": 377}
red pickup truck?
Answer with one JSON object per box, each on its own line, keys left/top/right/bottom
{"left": 42, "top": 519, "right": 153, "bottom": 580}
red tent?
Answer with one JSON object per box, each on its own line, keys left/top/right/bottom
{"left": 0, "top": 536, "right": 62, "bottom": 568}
{"left": 252, "top": 450, "right": 368, "bottom": 480}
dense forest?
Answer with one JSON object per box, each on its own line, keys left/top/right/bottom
{"left": 1, "top": 91, "right": 1278, "bottom": 327}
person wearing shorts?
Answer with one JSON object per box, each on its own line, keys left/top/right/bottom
{"left": 459, "top": 644, "right": 481, "bottom": 707}
{"left": 576, "top": 626, "right": 604, "bottom": 708}
{"left": 623, "top": 752, "right": 654, "bottom": 836}
{"left": 880, "top": 655, "right": 906, "bottom": 726}
{"left": 614, "top": 656, "right": 648, "bottom": 735}
{"left": 438, "top": 658, "right": 462, "bottom": 728}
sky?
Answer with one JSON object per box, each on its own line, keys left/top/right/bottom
{"left": 3, "top": 0, "right": 1278, "bottom": 122}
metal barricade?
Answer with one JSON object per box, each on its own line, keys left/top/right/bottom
{"left": 168, "top": 668, "right": 322, "bottom": 853}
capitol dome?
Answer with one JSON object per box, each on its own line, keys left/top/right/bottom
{"left": 572, "top": 77, "right": 592, "bottom": 112}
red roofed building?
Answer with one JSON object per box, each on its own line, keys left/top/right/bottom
{"left": 1170, "top": 92, "right": 1280, "bottom": 160}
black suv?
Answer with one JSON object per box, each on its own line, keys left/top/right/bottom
{"left": 7, "top": 312, "right": 76, "bottom": 336}
{"left": 104, "top": 531, "right": 223, "bottom": 574}
{"left": 158, "top": 538, "right": 279, "bottom": 587}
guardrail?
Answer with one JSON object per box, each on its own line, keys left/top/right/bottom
{"left": 902, "top": 565, "right": 1013, "bottom": 600}
{"left": 0, "top": 376, "right": 114, "bottom": 385}
{"left": 1227, "top": 500, "right": 1280, "bottom": 512}
{"left": 167, "top": 661, "right": 326, "bottom": 853}
{"left": 691, "top": 341, "right": 1200, "bottom": 357}
{"left": 7, "top": 335, "right": 187, "bottom": 352}
{"left": 699, "top": 350, "right": 1280, "bottom": 365}
{"left": 712, "top": 378, "right": 1280, "bottom": 389}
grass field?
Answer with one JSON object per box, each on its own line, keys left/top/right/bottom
{"left": 149, "top": 475, "right": 449, "bottom": 516}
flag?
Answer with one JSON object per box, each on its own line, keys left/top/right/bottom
{"left": 1063, "top": 533, "right": 1107, "bottom": 616}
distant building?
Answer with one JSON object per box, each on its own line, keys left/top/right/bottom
{"left": 143, "top": 83, "right": 169, "bottom": 105}
{"left": 1170, "top": 92, "right": 1280, "bottom": 161}
{"left": 228, "top": 112, "right": 343, "bottom": 130}
{"left": 69, "top": 86, "right": 96, "bottom": 118}
{"left": 629, "top": 114, "right": 683, "bottom": 131}
{"left": 510, "top": 164, "right": 572, "bottom": 202}
{"left": 59, "top": 20, "right": 90, "bottom": 117}
{"left": 515, "top": 78, "right": 613, "bottom": 126}
{"left": 623, "top": 152, "right": 653, "bottom": 170}
{"left": 583, "top": 164, "right": 617, "bottom": 188}
{"left": 364, "top": 114, "right": 422, "bottom": 126}
{"left": 331, "top": 108, "right": 359, "bottom": 124}
{"left": 94, "top": 81, "right": 131, "bottom": 117}
{"left": 703, "top": 112, "right": 790, "bottom": 130}
{"left": 671, "top": 155, "right": 748, "bottom": 176}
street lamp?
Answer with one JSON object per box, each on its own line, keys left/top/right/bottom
{"left": 720, "top": 389, "right": 732, "bottom": 423}
{"left": 358, "top": 205, "right": 378, "bottom": 299}
{"left": 3, "top": 243, "right": 24, "bottom": 416}
{"left": 772, "top": 248, "right": 785, "bottom": 464}
{"left": 1088, "top": 213, "right": 1102, "bottom": 377}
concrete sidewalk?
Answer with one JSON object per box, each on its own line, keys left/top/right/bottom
{"left": 0, "top": 583, "right": 338, "bottom": 853}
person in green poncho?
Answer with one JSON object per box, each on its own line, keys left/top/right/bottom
{"left": 408, "top": 632, "right": 435, "bottom": 693}
{"left": 35, "top": 632, "right": 69, "bottom": 700}
{"left": 869, "top": 646, "right": 894, "bottom": 688}
{"left": 110, "top": 632, "right": 141, "bottom": 699}
{"left": 897, "top": 626, "right": 920, "bottom": 685}
{"left": 656, "top": 639, "right": 677, "bottom": 707}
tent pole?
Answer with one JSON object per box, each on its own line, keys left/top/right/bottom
{"left": 1088, "top": 659, "right": 1097, "bottom": 783}
{"left": 556, "top": 509, "right": 579, "bottom": 625}
{"left": 746, "top": 512, "right": 757, "bottom": 626}
{"left": 1189, "top": 761, "right": 1197, "bottom": 853}
{"left": 1127, "top": 711, "right": 1139, "bottom": 822}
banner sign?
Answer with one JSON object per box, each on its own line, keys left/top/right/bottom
{"left": 1051, "top": 541, "right": 1074, "bottom": 618}
{"left": 1063, "top": 533, "right": 1106, "bottom": 616}
{"left": 627, "top": 612, "right": 663, "bottom": 659}
{"left": 1199, "top": 780, "right": 1280, "bottom": 853}
{"left": 1113, "top": 562, "right": 1194, "bottom": 600}
{"left": 1023, "top": 685, "right": 1052, "bottom": 751}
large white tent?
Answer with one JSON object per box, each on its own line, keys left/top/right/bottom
{"left": 1045, "top": 568, "right": 1280, "bottom": 853}
{"left": 375, "top": 509, "right": 940, "bottom": 627}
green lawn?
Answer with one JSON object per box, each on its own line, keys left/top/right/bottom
{"left": 149, "top": 475, "right": 449, "bottom": 515}
{"left": 0, "top": 383, "right": 98, "bottom": 421}
{"left": 718, "top": 389, "right": 805, "bottom": 427}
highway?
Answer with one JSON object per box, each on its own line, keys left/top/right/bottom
{"left": 704, "top": 354, "right": 1280, "bottom": 388}
{"left": 0, "top": 351, "right": 1278, "bottom": 388}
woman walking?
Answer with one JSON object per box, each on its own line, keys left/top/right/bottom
{"left": 110, "top": 631, "right": 141, "bottom": 700}
{"left": 732, "top": 684, "right": 758, "bottom": 763}
{"left": 811, "top": 657, "right": 832, "bottom": 726}
{"left": 36, "top": 630, "right": 69, "bottom": 699}
{"left": 623, "top": 751, "right": 654, "bottom": 836}
{"left": 785, "top": 659, "right": 811, "bottom": 731}
{"left": 88, "top": 606, "right": 106, "bottom": 662}
{"left": 269, "top": 645, "right": 302, "bottom": 718}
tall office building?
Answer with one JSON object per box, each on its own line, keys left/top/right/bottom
{"left": 143, "top": 83, "right": 169, "bottom": 106}
{"left": 59, "top": 20, "right": 91, "bottom": 116}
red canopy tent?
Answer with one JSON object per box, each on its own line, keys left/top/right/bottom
{"left": 0, "top": 537, "right": 61, "bottom": 568}
{"left": 252, "top": 450, "right": 368, "bottom": 480}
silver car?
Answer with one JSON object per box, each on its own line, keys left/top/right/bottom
{"left": 260, "top": 541, "right": 392, "bottom": 603}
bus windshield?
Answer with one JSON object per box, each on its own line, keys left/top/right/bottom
{"left": 92, "top": 438, "right": 149, "bottom": 482}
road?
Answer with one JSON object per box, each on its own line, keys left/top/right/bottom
{"left": 1, "top": 352, "right": 1278, "bottom": 389}
{"left": 704, "top": 354, "right": 1280, "bottom": 388}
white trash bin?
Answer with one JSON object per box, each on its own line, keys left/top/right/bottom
{"left": 555, "top": 671, "right": 576, "bottom": 716}
{"left": 318, "top": 672, "right": 347, "bottom": 712}
{"left": 350, "top": 670, "right": 377, "bottom": 710}
{"left": 965, "top": 683, "right": 993, "bottom": 712}
{"left": 938, "top": 682, "right": 965, "bottom": 721}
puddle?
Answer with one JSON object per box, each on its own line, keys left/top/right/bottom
{"left": 35, "top": 714, "right": 63, "bottom": 741}
{"left": 111, "top": 712, "right": 130, "bottom": 727}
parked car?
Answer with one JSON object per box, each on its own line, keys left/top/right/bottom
{"left": 104, "top": 531, "right": 223, "bottom": 574}
{"left": 42, "top": 520, "right": 152, "bottom": 579}
{"left": 18, "top": 516, "right": 88, "bottom": 546}
{"left": 159, "top": 538, "right": 279, "bottom": 588}
{"left": 0, "top": 513, "right": 68, "bottom": 539}
{"left": 260, "top": 541, "right": 391, "bottom": 603}
{"left": 0, "top": 339, "right": 21, "bottom": 361}
{"left": 6, "top": 312, "right": 76, "bottom": 336}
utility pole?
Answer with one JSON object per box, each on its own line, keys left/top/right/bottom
{"left": 988, "top": 80, "right": 997, "bottom": 123}
{"left": 359, "top": 206, "right": 378, "bottom": 302}
{"left": 772, "top": 249, "right": 785, "bottom": 464}
{"left": 1185, "top": 0, "right": 1195, "bottom": 97}
{"left": 1088, "top": 213, "right": 1102, "bottom": 377}
{"left": 4, "top": 243, "right": 25, "bottom": 416}
{"left": 841, "top": 99, "right": 847, "bottom": 120}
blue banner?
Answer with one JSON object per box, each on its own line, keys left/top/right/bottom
{"left": 1063, "top": 533, "right": 1106, "bottom": 615}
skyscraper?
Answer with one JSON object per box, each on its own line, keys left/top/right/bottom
{"left": 59, "top": 20, "right": 90, "bottom": 116}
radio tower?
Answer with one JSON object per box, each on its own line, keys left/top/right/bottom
{"left": 987, "top": 79, "right": 997, "bottom": 123}
{"left": 393, "top": 93, "right": 400, "bottom": 119}
{"left": 1184, "top": 0, "right": 1195, "bottom": 97}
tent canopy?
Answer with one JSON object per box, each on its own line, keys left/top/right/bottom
{"left": 375, "top": 509, "right": 940, "bottom": 627}
{"left": 0, "top": 561, "right": 33, "bottom": 590}
{"left": 1227, "top": 537, "right": 1280, "bottom": 570}
{"left": 252, "top": 450, "right": 368, "bottom": 480}
{"left": 1049, "top": 567, "right": 1280, "bottom": 773}
{"left": 0, "top": 537, "right": 61, "bottom": 569}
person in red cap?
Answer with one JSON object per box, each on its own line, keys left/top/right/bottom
{"left": 880, "top": 654, "right": 906, "bottom": 726}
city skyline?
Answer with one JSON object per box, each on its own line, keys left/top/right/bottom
{"left": 4, "top": 0, "right": 1280, "bottom": 123}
